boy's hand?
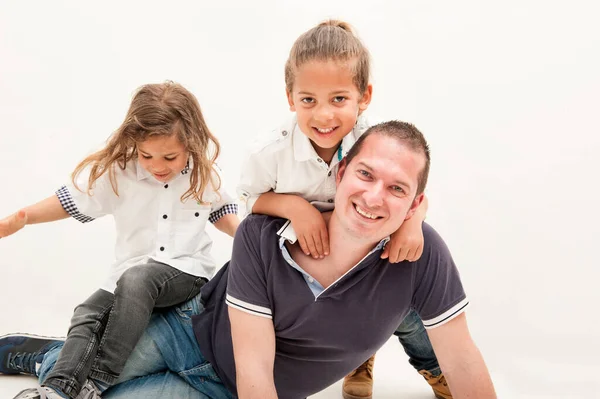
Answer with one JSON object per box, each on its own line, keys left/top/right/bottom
{"left": 0, "top": 210, "right": 28, "bottom": 238}
{"left": 381, "top": 218, "right": 424, "bottom": 263}
{"left": 290, "top": 203, "right": 329, "bottom": 259}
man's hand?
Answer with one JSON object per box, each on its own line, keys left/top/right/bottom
{"left": 290, "top": 202, "right": 329, "bottom": 259}
{"left": 0, "top": 210, "right": 28, "bottom": 238}
{"left": 381, "top": 217, "right": 424, "bottom": 263}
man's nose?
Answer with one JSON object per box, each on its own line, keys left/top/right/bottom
{"left": 363, "top": 182, "right": 384, "bottom": 208}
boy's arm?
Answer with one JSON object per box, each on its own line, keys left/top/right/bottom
{"left": 382, "top": 194, "right": 428, "bottom": 262}
{"left": 253, "top": 192, "right": 329, "bottom": 258}
{"left": 427, "top": 313, "right": 496, "bottom": 398}
{"left": 0, "top": 195, "right": 68, "bottom": 238}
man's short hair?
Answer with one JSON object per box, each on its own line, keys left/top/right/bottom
{"left": 344, "top": 120, "right": 431, "bottom": 196}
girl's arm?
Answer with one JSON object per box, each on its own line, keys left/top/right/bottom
{"left": 0, "top": 195, "right": 68, "bottom": 238}
{"left": 213, "top": 213, "right": 240, "bottom": 238}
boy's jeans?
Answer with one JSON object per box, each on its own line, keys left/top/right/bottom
{"left": 39, "top": 294, "right": 231, "bottom": 399}
{"left": 394, "top": 309, "right": 442, "bottom": 376}
{"left": 41, "top": 262, "right": 205, "bottom": 399}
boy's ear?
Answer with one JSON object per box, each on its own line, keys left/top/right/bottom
{"left": 358, "top": 84, "right": 373, "bottom": 113}
{"left": 286, "top": 90, "right": 296, "bottom": 111}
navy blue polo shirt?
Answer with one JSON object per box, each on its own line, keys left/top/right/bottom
{"left": 193, "top": 214, "right": 468, "bottom": 399}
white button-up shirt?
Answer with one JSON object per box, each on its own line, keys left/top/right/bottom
{"left": 56, "top": 159, "right": 237, "bottom": 293}
{"left": 237, "top": 114, "right": 371, "bottom": 213}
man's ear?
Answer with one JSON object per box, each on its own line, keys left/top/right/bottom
{"left": 404, "top": 193, "right": 425, "bottom": 221}
{"left": 358, "top": 84, "right": 373, "bottom": 114}
{"left": 286, "top": 90, "right": 296, "bottom": 111}
{"left": 336, "top": 158, "right": 348, "bottom": 186}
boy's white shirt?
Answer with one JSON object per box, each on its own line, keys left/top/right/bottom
{"left": 237, "top": 114, "right": 371, "bottom": 215}
{"left": 64, "top": 159, "right": 236, "bottom": 293}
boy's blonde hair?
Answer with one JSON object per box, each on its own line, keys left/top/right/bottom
{"left": 72, "top": 81, "right": 221, "bottom": 202}
{"left": 284, "top": 20, "right": 371, "bottom": 94}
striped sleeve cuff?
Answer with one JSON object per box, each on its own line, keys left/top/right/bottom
{"left": 55, "top": 186, "right": 95, "bottom": 223}
{"left": 422, "top": 298, "right": 469, "bottom": 329}
{"left": 209, "top": 203, "right": 238, "bottom": 224}
{"left": 226, "top": 294, "right": 272, "bottom": 319}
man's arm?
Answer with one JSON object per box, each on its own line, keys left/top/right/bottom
{"left": 427, "top": 313, "right": 496, "bottom": 398}
{"left": 228, "top": 307, "right": 277, "bottom": 399}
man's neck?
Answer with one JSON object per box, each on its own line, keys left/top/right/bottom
{"left": 289, "top": 212, "right": 380, "bottom": 289}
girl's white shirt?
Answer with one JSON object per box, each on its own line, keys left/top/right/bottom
{"left": 59, "top": 159, "right": 237, "bottom": 293}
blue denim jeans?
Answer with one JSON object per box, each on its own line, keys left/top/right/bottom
{"left": 39, "top": 294, "right": 232, "bottom": 399}
{"left": 394, "top": 309, "right": 441, "bottom": 376}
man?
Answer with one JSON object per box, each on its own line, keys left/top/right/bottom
{"left": 1, "top": 121, "right": 496, "bottom": 399}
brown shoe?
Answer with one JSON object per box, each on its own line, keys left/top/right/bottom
{"left": 342, "top": 354, "right": 375, "bottom": 399}
{"left": 419, "top": 370, "right": 453, "bottom": 399}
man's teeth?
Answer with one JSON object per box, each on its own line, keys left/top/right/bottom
{"left": 316, "top": 127, "right": 334, "bottom": 134}
{"left": 355, "top": 205, "right": 378, "bottom": 219}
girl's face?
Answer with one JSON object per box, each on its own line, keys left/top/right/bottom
{"left": 137, "top": 134, "right": 189, "bottom": 182}
{"left": 286, "top": 60, "right": 372, "bottom": 162}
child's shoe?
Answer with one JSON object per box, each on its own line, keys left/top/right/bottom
{"left": 0, "top": 333, "right": 64, "bottom": 376}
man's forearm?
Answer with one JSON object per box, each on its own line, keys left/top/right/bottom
{"left": 441, "top": 344, "right": 496, "bottom": 398}
{"left": 237, "top": 373, "right": 278, "bottom": 399}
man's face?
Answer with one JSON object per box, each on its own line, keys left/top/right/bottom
{"left": 334, "top": 134, "right": 425, "bottom": 241}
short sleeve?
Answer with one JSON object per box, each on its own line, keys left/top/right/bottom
{"left": 236, "top": 147, "right": 278, "bottom": 214}
{"left": 56, "top": 167, "right": 116, "bottom": 222}
{"left": 225, "top": 216, "right": 272, "bottom": 319}
{"left": 412, "top": 223, "right": 469, "bottom": 329}
{"left": 206, "top": 164, "right": 238, "bottom": 224}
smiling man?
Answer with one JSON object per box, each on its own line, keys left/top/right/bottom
{"left": 5, "top": 121, "right": 496, "bottom": 399}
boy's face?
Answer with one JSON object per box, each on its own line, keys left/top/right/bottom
{"left": 286, "top": 60, "right": 372, "bottom": 161}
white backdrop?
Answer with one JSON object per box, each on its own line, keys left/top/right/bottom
{"left": 1, "top": 1, "right": 599, "bottom": 398}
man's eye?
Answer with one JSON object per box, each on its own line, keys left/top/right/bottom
{"left": 392, "top": 186, "right": 405, "bottom": 193}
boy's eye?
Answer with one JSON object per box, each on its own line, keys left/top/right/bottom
{"left": 165, "top": 156, "right": 177, "bottom": 161}
{"left": 141, "top": 154, "right": 152, "bottom": 159}
{"left": 301, "top": 97, "right": 315, "bottom": 104}
{"left": 332, "top": 96, "right": 346, "bottom": 103}
{"left": 358, "top": 170, "right": 371, "bottom": 178}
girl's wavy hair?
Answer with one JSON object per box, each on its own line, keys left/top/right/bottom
{"left": 285, "top": 19, "right": 371, "bottom": 94}
{"left": 71, "top": 81, "right": 221, "bottom": 202}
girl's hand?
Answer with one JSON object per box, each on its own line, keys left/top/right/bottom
{"left": 0, "top": 210, "right": 28, "bottom": 238}
{"left": 290, "top": 203, "right": 329, "bottom": 259}
{"left": 381, "top": 218, "right": 424, "bottom": 263}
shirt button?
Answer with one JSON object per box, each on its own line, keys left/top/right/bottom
{"left": 164, "top": 184, "right": 169, "bottom": 189}
{"left": 282, "top": 130, "right": 288, "bottom": 136}
{"left": 317, "top": 158, "right": 323, "bottom": 163}
{"left": 195, "top": 212, "right": 200, "bottom": 217}
{"left": 163, "top": 214, "right": 168, "bottom": 219}
{"left": 328, "top": 171, "right": 332, "bottom": 177}
{"left": 159, "top": 246, "right": 165, "bottom": 251}
{"left": 328, "top": 199, "right": 333, "bottom": 203}
{"left": 308, "top": 276, "right": 315, "bottom": 283}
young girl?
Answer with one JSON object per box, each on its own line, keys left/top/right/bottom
{"left": 237, "top": 21, "right": 451, "bottom": 399}
{"left": 0, "top": 82, "right": 239, "bottom": 399}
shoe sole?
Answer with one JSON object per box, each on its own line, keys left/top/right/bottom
{"left": 0, "top": 333, "right": 66, "bottom": 340}
{"left": 342, "top": 392, "right": 372, "bottom": 399}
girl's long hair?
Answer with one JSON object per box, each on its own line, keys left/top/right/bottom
{"left": 72, "top": 81, "right": 221, "bottom": 202}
